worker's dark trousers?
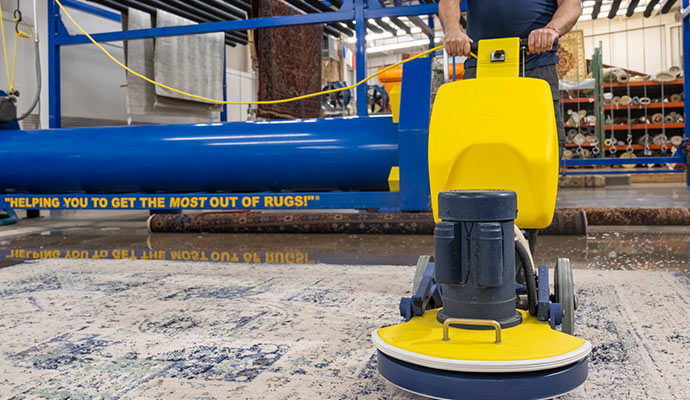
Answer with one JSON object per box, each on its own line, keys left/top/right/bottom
{"left": 464, "top": 65, "right": 565, "bottom": 159}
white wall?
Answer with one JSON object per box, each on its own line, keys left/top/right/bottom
{"left": 576, "top": 11, "right": 682, "bottom": 75}
{"left": 0, "top": 0, "right": 257, "bottom": 128}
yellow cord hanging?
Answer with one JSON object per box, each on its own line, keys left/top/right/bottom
{"left": 0, "top": 1, "right": 12, "bottom": 91}
{"left": 55, "top": 0, "right": 474, "bottom": 106}
{"left": 0, "top": 1, "right": 35, "bottom": 93}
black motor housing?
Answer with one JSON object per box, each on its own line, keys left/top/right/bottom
{"left": 434, "top": 190, "right": 522, "bottom": 328}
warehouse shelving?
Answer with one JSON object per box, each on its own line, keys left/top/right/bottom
{"left": 604, "top": 102, "right": 684, "bottom": 110}
{"left": 564, "top": 143, "right": 685, "bottom": 150}
{"left": 603, "top": 78, "right": 684, "bottom": 88}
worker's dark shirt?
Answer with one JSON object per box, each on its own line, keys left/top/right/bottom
{"left": 464, "top": 0, "right": 559, "bottom": 70}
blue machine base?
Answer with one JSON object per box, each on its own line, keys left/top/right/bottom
{"left": 377, "top": 350, "right": 588, "bottom": 400}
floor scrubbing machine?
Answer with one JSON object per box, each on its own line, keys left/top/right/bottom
{"left": 372, "top": 38, "right": 591, "bottom": 399}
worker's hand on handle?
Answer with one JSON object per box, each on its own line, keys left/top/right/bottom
{"left": 528, "top": 26, "right": 559, "bottom": 54}
{"left": 444, "top": 29, "right": 473, "bottom": 57}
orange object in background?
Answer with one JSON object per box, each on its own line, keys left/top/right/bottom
{"left": 378, "top": 63, "right": 466, "bottom": 95}
{"left": 378, "top": 66, "right": 404, "bottom": 96}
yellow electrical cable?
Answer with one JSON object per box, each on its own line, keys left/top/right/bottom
{"left": 55, "top": 0, "right": 475, "bottom": 105}
{"left": 0, "top": 1, "right": 12, "bottom": 90}
{"left": 10, "top": 19, "right": 33, "bottom": 92}
{"left": 9, "top": 34, "right": 17, "bottom": 92}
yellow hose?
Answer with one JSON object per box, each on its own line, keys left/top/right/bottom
{"left": 55, "top": 0, "right": 474, "bottom": 106}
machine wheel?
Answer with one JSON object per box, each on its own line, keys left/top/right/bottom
{"left": 555, "top": 258, "right": 575, "bottom": 335}
{"left": 412, "top": 255, "right": 433, "bottom": 293}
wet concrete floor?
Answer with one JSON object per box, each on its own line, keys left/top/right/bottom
{"left": 0, "top": 214, "right": 688, "bottom": 277}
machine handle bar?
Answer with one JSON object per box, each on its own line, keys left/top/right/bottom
{"left": 469, "top": 38, "right": 530, "bottom": 54}
{"left": 442, "top": 318, "right": 503, "bottom": 344}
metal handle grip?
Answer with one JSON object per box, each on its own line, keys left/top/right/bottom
{"left": 442, "top": 318, "right": 502, "bottom": 344}
{"left": 469, "top": 39, "right": 529, "bottom": 54}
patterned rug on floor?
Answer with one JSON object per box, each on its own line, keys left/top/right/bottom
{"left": 0, "top": 259, "right": 688, "bottom": 399}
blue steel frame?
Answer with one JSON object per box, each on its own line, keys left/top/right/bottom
{"left": 47, "top": 0, "right": 440, "bottom": 126}
{"left": 35, "top": 0, "right": 442, "bottom": 212}
{"left": 41, "top": 0, "right": 690, "bottom": 212}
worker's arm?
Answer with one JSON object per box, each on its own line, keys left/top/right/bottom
{"left": 529, "top": 0, "right": 582, "bottom": 53}
{"left": 439, "top": 0, "right": 472, "bottom": 57}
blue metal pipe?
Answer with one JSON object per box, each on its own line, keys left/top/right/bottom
{"left": 0, "top": 117, "right": 398, "bottom": 194}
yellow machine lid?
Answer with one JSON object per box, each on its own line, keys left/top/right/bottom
{"left": 372, "top": 309, "right": 591, "bottom": 373}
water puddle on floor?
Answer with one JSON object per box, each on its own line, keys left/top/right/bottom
{"left": 0, "top": 227, "right": 688, "bottom": 275}
{"left": 535, "top": 228, "right": 690, "bottom": 275}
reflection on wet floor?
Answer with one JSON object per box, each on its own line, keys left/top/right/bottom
{"left": 0, "top": 229, "right": 433, "bottom": 266}
{"left": 535, "top": 228, "right": 690, "bottom": 274}
{"left": 0, "top": 226, "right": 688, "bottom": 276}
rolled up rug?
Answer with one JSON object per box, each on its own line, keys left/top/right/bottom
{"left": 670, "top": 93, "right": 682, "bottom": 103}
{"left": 664, "top": 114, "right": 675, "bottom": 123}
{"left": 619, "top": 95, "right": 633, "bottom": 106}
{"left": 581, "top": 207, "right": 690, "bottom": 226}
{"left": 574, "top": 133, "right": 586, "bottom": 145}
{"left": 539, "top": 209, "right": 587, "bottom": 236}
{"left": 629, "top": 73, "right": 651, "bottom": 81}
{"left": 604, "top": 138, "right": 613, "bottom": 147}
{"left": 670, "top": 135, "right": 683, "bottom": 146}
{"left": 612, "top": 96, "right": 621, "bottom": 106}
{"left": 652, "top": 134, "right": 666, "bottom": 145}
{"left": 603, "top": 92, "right": 613, "bottom": 104}
{"left": 631, "top": 96, "right": 640, "bottom": 105}
{"left": 582, "top": 148, "right": 593, "bottom": 158}
{"left": 562, "top": 149, "right": 573, "bottom": 159}
{"left": 655, "top": 71, "right": 676, "bottom": 82}
{"left": 614, "top": 68, "right": 629, "bottom": 82}
{"left": 147, "top": 211, "right": 436, "bottom": 234}
{"left": 651, "top": 113, "right": 664, "bottom": 123}
{"left": 639, "top": 97, "right": 651, "bottom": 105}
{"left": 669, "top": 66, "right": 682, "bottom": 77}
{"left": 638, "top": 135, "right": 652, "bottom": 145}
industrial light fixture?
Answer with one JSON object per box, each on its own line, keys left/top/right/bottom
{"left": 367, "top": 37, "right": 441, "bottom": 54}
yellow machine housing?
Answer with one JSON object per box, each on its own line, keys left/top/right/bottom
{"left": 428, "top": 38, "right": 559, "bottom": 229}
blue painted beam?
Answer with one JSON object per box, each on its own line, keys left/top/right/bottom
{"left": 355, "top": 0, "right": 368, "bottom": 116}
{"left": 0, "top": 192, "right": 401, "bottom": 211}
{"left": 48, "top": 0, "right": 62, "bottom": 128}
{"left": 59, "top": 0, "right": 121, "bottom": 22}
{"left": 366, "top": 3, "right": 438, "bottom": 18}
{"left": 564, "top": 170, "right": 684, "bottom": 175}
{"left": 55, "top": 4, "right": 440, "bottom": 45}
{"left": 562, "top": 156, "right": 685, "bottom": 166}
{"left": 682, "top": 0, "right": 690, "bottom": 186}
